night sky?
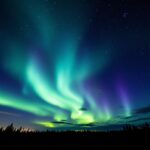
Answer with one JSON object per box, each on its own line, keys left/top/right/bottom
{"left": 0, "top": 0, "right": 150, "bottom": 130}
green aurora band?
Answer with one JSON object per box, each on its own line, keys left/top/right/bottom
{"left": 0, "top": 0, "right": 131, "bottom": 129}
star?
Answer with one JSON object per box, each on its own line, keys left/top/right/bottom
{"left": 122, "top": 11, "right": 129, "bottom": 18}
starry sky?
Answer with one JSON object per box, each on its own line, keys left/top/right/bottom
{"left": 0, "top": 0, "right": 150, "bottom": 130}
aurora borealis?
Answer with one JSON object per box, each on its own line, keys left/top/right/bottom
{"left": 0, "top": 0, "right": 150, "bottom": 130}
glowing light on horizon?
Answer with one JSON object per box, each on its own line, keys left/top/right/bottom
{"left": 35, "top": 121, "right": 55, "bottom": 128}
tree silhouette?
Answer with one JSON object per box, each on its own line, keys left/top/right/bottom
{"left": 142, "top": 123, "right": 150, "bottom": 129}
{"left": 0, "top": 127, "right": 4, "bottom": 132}
{"left": 16, "top": 126, "right": 22, "bottom": 133}
{"left": 5, "top": 123, "right": 15, "bottom": 133}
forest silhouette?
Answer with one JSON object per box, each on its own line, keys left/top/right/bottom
{"left": 0, "top": 123, "right": 149, "bottom": 148}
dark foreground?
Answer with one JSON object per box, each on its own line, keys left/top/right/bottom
{"left": 0, "top": 124, "right": 150, "bottom": 148}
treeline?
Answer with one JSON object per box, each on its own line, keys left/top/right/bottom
{"left": 0, "top": 123, "right": 150, "bottom": 133}
{"left": 0, "top": 123, "right": 32, "bottom": 133}
{"left": 123, "top": 122, "right": 150, "bottom": 131}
